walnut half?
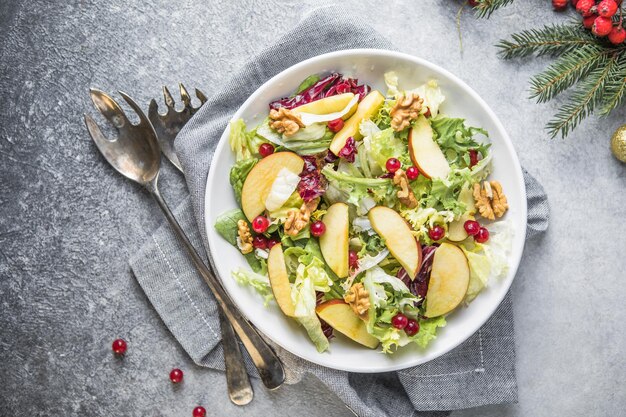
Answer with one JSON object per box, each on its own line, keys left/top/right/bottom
{"left": 237, "top": 219, "right": 253, "bottom": 254}
{"left": 390, "top": 93, "right": 423, "bottom": 132}
{"left": 284, "top": 199, "right": 319, "bottom": 236}
{"left": 393, "top": 169, "right": 418, "bottom": 208}
{"left": 473, "top": 181, "right": 509, "bottom": 220}
{"left": 344, "top": 282, "right": 370, "bottom": 321}
{"left": 269, "top": 107, "right": 305, "bottom": 136}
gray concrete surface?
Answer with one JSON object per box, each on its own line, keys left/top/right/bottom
{"left": 1, "top": 1, "right": 624, "bottom": 416}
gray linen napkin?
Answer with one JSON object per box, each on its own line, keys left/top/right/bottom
{"left": 130, "top": 7, "right": 549, "bottom": 416}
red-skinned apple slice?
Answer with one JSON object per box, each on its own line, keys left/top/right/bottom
{"left": 315, "top": 300, "right": 379, "bottom": 349}
{"left": 240, "top": 151, "right": 304, "bottom": 221}
{"left": 408, "top": 116, "right": 450, "bottom": 179}
{"left": 424, "top": 243, "right": 470, "bottom": 317}
{"left": 368, "top": 206, "right": 422, "bottom": 279}
{"left": 267, "top": 243, "right": 296, "bottom": 317}
{"left": 319, "top": 203, "right": 349, "bottom": 278}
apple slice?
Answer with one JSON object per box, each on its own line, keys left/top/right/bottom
{"left": 292, "top": 93, "right": 356, "bottom": 116}
{"left": 316, "top": 300, "right": 379, "bottom": 349}
{"left": 408, "top": 116, "right": 450, "bottom": 179}
{"left": 241, "top": 151, "right": 304, "bottom": 221}
{"left": 319, "top": 203, "right": 349, "bottom": 278}
{"left": 267, "top": 243, "right": 296, "bottom": 317}
{"left": 329, "top": 90, "right": 385, "bottom": 155}
{"left": 459, "top": 182, "right": 476, "bottom": 215}
{"left": 368, "top": 206, "right": 422, "bottom": 279}
{"left": 424, "top": 243, "right": 470, "bottom": 317}
{"left": 447, "top": 213, "right": 475, "bottom": 242}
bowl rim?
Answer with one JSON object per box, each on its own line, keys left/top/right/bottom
{"left": 205, "top": 48, "right": 527, "bottom": 373}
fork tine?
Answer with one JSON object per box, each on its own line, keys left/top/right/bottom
{"left": 195, "top": 88, "right": 208, "bottom": 105}
{"left": 148, "top": 98, "right": 160, "bottom": 119}
{"left": 179, "top": 83, "right": 192, "bottom": 110}
{"left": 163, "top": 86, "right": 175, "bottom": 109}
{"left": 89, "top": 88, "right": 130, "bottom": 129}
{"left": 84, "top": 113, "right": 118, "bottom": 161}
{"left": 118, "top": 91, "right": 151, "bottom": 127}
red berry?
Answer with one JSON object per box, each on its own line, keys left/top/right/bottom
{"left": 423, "top": 107, "right": 432, "bottom": 118}
{"left": 385, "top": 158, "right": 401, "bottom": 173}
{"left": 404, "top": 319, "right": 420, "bottom": 336}
{"left": 464, "top": 220, "right": 481, "bottom": 236}
{"left": 251, "top": 216, "right": 269, "bottom": 233}
{"left": 348, "top": 250, "right": 359, "bottom": 270}
{"left": 468, "top": 0, "right": 478, "bottom": 6}
{"left": 428, "top": 225, "right": 445, "bottom": 241}
{"left": 583, "top": 14, "right": 597, "bottom": 28}
{"left": 469, "top": 150, "right": 479, "bottom": 168}
{"left": 252, "top": 235, "right": 267, "bottom": 249}
{"left": 608, "top": 26, "right": 626, "bottom": 44}
{"left": 475, "top": 227, "right": 490, "bottom": 243}
{"left": 169, "top": 368, "right": 184, "bottom": 383}
{"left": 592, "top": 16, "right": 613, "bottom": 36}
{"left": 406, "top": 166, "right": 420, "bottom": 180}
{"left": 112, "top": 339, "right": 127, "bottom": 355}
{"left": 310, "top": 221, "right": 326, "bottom": 237}
{"left": 192, "top": 406, "right": 206, "bottom": 417}
{"left": 553, "top": 0, "right": 568, "bottom": 11}
{"left": 391, "top": 313, "right": 408, "bottom": 329}
{"left": 267, "top": 238, "right": 280, "bottom": 249}
{"left": 258, "top": 143, "right": 274, "bottom": 158}
{"left": 576, "top": 0, "right": 595, "bottom": 16}
{"left": 327, "top": 118, "right": 344, "bottom": 133}
{"left": 598, "top": 0, "right": 618, "bottom": 17}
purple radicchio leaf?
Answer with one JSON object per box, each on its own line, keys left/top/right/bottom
{"left": 269, "top": 73, "right": 341, "bottom": 110}
{"left": 338, "top": 137, "right": 357, "bottom": 163}
{"left": 298, "top": 155, "right": 327, "bottom": 202}
{"left": 398, "top": 245, "right": 438, "bottom": 306}
{"left": 316, "top": 291, "right": 334, "bottom": 340}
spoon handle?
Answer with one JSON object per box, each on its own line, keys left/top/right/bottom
{"left": 150, "top": 184, "right": 285, "bottom": 390}
{"left": 219, "top": 309, "right": 254, "bottom": 404}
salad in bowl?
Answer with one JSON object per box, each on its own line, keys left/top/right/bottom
{"left": 214, "top": 70, "right": 513, "bottom": 354}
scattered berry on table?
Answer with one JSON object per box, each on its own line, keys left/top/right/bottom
{"left": 252, "top": 235, "right": 267, "bottom": 249}
{"left": 327, "top": 118, "right": 344, "bottom": 133}
{"left": 392, "top": 313, "right": 408, "bottom": 330}
{"left": 251, "top": 216, "right": 270, "bottom": 233}
{"left": 475, "top": 227, "right": 490, "bottom": 243}
{"left": 385, "top": 158, "right": 401, "bottom": 173}
{"left": 592, "top": 16, "right": 614, "bottom": 36}
{"left": 428, "top": 225, "right": 445, "bottom": 241}
{"left": 310, "top": 221, "right": 326, "bottom": 237}
{"left": 258, "top": 143, "right": 274, "bottom": 158}
{"left": 169, "top": 368, "right": 184, "bottom": 384}
{"left": 192, "top": 406, "right": 206, "bottom": 417}
{"left": 597, "top": 0, "right": 618, "bottom": 17}
{"left": 112, "top": 338, "right": 127, "bottom": 355}
{"left": 348, "top": 250, "right": 359, "bottom": 270}
{"left": 608, "top": 26, "right": 626, "bottom": 44}
{"left": 464, "top": 220, "right": 481, "bottom": 236}
{"left": 406, "top": 166, "right": 420, "bottom": 180}
{"left": 404, "top": 319, "right": 420, "bottom": 336}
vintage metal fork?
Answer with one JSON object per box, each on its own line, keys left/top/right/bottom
{"left": 84, "top": 89, "right": 285, "bottom": 395}
{"left": 148, "top": 84, "right": 254, "bottom": 405}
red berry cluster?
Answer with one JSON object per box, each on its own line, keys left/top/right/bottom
{"left": 564, "top": 0, "right": 626, "bottom": 44}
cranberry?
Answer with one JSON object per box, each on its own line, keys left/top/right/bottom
{"left": 608, "top": 26, "right": 626, "bottom": 44}
{"left": 386, "top": 158, "right": 401, "bottom": 173}
{"left": 391, "top": 313, "right": 408, "bottom": 330}
{"left": 469, "top": 150, "right": 479, "bottom": 168}
{"left": 192, "top": 406, "right": 206, "bottom": 417}
{"left": 252, "top": 235, "right": 267, "bottom": 249}
{"left": 468, "top": 0, "right": 478, "bottom": 5}
{"left": 348, "top": 250, "right": 359, "bottom": 270}
{"left": 267, "top": 238, "right": 280, "bottom": 249}
{"left": 592, "top": 16, "right": 613, "bottom": 37}
{"left": 169, "top": 368, "right": 184, "bottom": 383}
{"left": 464, "top": 220, "right": 480, "bottom": 236}
{"left": 406, "top": 166, "right": 419, "bottom": 180}
{"left": 252, "top": 216, "right": 270, "bottom": 233}
{"left": 327, "top": 118, "right": 344, "bottom": 133}
{"left": 112, "top": 338, "right": 127, "bottom": 355}
{"left": 423, "top": 107, "right": 432, "bottom": 118}
{"left": 258, "top": 143, "right": 274, "bottom": 158}
{"left": 404, "top": 319, "right": 420, "bottom": 336}
{"left": 310, "top": 221, "right": 326, "bottom": 237}
{"left": 583, "top": 14, "right": 597, "bottom": 29}
{"left": 597, "top": 0, "right": 618, "bottom": 17}
{"left": 428, "top": 225, "right": 445, "bottom": 241}
{"left": 475, "top": 227, "right": 490, "bottom": 243}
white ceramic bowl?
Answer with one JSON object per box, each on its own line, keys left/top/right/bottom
{"left": 205, "top": 49, "right": 527, "bottom": 373}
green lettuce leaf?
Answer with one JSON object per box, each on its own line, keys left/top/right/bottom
{"left": 229, "top": 119, "right": 265, "bottom": 161}
{"left": 294, "top": 74, "right": 321, "bottom": 95}
{"left": 321, "top": 165, "right": 396, "bottom": 208}
{"left": 231, "top": 268, "right": 273, "bottom": 306}
{"left": 430, "top": 116, "right": 490, "bottom": 168}
{"left": 410, "top": 316, "right": 447, "bottom": 348}
{"left": 230, "top": 159, "right": 257, "bottom": 205}
{"left": 368, "top": 127, "right": 410, "bottom": 170}
{"left": 214, "top": 209, "right": 265, "bottom": 273}
{"left": 296, "top": 315, "right": 330, "bottom": 353}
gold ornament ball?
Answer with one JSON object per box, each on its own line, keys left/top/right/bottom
{"left": 611, "top": 125, "right": 626, "bottom": 163}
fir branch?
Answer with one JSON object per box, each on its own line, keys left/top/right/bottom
{"left": 529, "top": 45, "right": 607, "bottom": 103}
{"left": 546, "top": 54, "right": 619, "bottom": 138}
{"left": 599, "top": 53, "right": 626, "bottom": 116}
{"left": 474, "top": 0, "right": 515, "bottom": 18}
{"left": 497, "top": 23, "right": 598, "bottom": 59}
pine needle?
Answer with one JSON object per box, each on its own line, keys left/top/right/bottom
{"left": 599, "top": 53, "right": 626, "bottom": 116}
{"left": 497, "top": 23, "right": 597, "bottom": 59}
{"left": 546, "top": 54, "right": 619, "bottom": 138}
{"left": 474, "top": 0, "right": 515, "bottom": 18}
{"left": 529, "top": 45, "right": 608, "bottom": 103}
